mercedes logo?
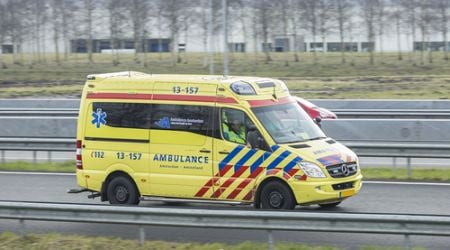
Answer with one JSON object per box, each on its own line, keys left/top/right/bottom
{"left": 341, "top": 164, "right": 350, "bottom": 176}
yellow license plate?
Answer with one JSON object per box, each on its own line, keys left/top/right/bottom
{"left": 341, "top": 189, "right": 356, "bottom": 197}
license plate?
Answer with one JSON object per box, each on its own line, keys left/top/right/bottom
{"left": 341, "top": 189, "right": 355, "bottom": 197}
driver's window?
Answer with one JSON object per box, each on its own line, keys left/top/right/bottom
{"left": 221, "top": 108, "right": 253, "bottom": 145}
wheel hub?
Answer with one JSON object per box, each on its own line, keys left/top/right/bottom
{"left": 269, "top": 191, "right": 283, "bottom": 208}
{"left": 115, "top": 186, "right": 129, "bottom": 202}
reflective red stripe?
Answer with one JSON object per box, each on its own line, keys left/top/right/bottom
{"left": 284, "top": 168, "right": 299, "bottom": 180}
{"left": 87, "top": 93, "right": 152, "bottom": 99}
{"left": 211, "top": 166, "right": 249, "bottom": 198}
{"left": 247, "top": 96, "right": 294, "bottom": 107}
{"left": 195, "top": 164, "right": 233, "bottom": 197}
{"left": 227, "top": 167, "right": 264, "bottom": 200}
{"left": 243, "top": 189, "right": 254, "bottom": 201}
{"left": 86, "top": 92, "right": 238, "bottom": 104}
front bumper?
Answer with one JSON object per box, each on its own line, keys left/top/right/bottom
{"left": 290, "top": 173, "right": 363, "bottom": 205}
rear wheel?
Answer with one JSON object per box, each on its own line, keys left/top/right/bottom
{"left": 319, "top": 202, "right": 341, "bottom": 208}
{"left": 260, "top": 181, "right": 295, "bottom": 210}
{"left": 107, "top": 176, "right": 140, "bottom": 205}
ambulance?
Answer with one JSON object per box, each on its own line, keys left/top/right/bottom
{"left": 71, "top": 71, "right": 362, "bottom": 209}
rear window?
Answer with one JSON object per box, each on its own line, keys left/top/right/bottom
{"left": 92, "top": 102, "right": 151, "bottom": 129}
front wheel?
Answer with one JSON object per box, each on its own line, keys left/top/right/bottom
{"left": 107, "top": 176, "right": 140, "bottom": 205}
{"left": 260, "top": 181, "right": 296, "bottom": 210}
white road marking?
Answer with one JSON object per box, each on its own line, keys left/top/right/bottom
{"left": 0, "top": 171, "right": 75, "bottom": 176}
{"left": 364, "top": 180, "right": 450, "bottom": 186}
{"left": 0, "top": 172, "right": 449, "bottom": 186}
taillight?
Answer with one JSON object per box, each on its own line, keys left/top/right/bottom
{"left": 76, "top": 140, "right": 83, "bottom": 169}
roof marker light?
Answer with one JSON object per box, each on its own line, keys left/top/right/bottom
{"left": 230, "top": 81, "right": 256, "bottom": 95}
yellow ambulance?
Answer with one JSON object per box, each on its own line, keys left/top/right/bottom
{"left": 72, "top": 71, "right": 362, "bottom": 209}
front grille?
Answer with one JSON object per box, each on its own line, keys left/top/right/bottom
{"left": 326, "top": 162, "right": 358, "bottom": 178}
{"left": 332, "top": 181, "right": 354, "bottom": 190}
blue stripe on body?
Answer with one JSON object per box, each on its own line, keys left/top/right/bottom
{"left": 283, "top": 156, "right": 302, "bottom": 173}
{"left": 234, "top": 149, "right": 257, "bottom": 172}
{"left": 219, "top": 145, "right": 245, "bottom": 171}
{"left": 249, "top": 151, "right": 272, "bottom": 173}
{"left": 266, "top": 150, "right": 292, "bottom": 170}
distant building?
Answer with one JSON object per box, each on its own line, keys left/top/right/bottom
{"left": 414, "top": 41, "right": 450, "bottom": 51}
{"left": 1, "top": 44, "right": 14, "bottom": 54}
{"left": 70, "top": 39, "right": 172, "bottom": 53}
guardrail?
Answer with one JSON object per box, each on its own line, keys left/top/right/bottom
{"left": 0, "top": 137, "right": 449, "bottom": 176}
{"left": 3, "top": 108, "right": 450, "bottom": 119}
{"left": 1, "top": 201, "right": 449, "bottom": 248}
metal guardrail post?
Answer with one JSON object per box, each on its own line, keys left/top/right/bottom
{"left": 32, "top": 151, "right": 37, "bottom": 165}
{"left": 19, "top": 219, "right": 26, "bottom": 238}
{"left": 407, "top": 158, "right": 412, "bottom": 178}
{"left": 47, "top": 151, "right": 52, "bottom": 162}
{"left": 393, "top": 157, "right": 397, "bottom": 169}
{"left": 267, "top": 229, "right": 274, "bottom": 250}
{"left": 139, "top": 226, "right": 145, "bottom": 246}
{"left": 1, "top": 150, "right": 4, "bottom": 164}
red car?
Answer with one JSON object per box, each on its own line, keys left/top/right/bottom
{"left": 295, "top": 97, "right": 337, "bottom": 120}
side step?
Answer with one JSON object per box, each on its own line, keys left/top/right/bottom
{"left": 67, "top": 188, "right": 89, "bottom": 194}
{"left": 140, "top": 196, "right": 252, "bottom": 206}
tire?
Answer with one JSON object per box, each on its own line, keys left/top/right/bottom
{"left": 318, "top": 202, "right": 341, "bottom": 208}
{"left": 260, "top": 181, "right": 296, "bottom": 210}
{"left": 107, "top": 176, "right": 140, "bottom": 205}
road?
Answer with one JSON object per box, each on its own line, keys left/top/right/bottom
{"left": 1, "top": 172, "right": 450, "bottom": 249}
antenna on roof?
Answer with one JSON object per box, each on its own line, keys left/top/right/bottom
{"left": 128, "top": 69, "right": 131, "bottom": 78}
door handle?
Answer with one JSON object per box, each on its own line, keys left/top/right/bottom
{"left": 199, "top": 149, "right": 211, "bottom": 153}
{"left": 219, "top": 151, "right": 230, "bottom": 155}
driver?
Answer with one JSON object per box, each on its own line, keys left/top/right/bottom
{"left": 223, "top": 113, "right": 246, "bottom": 144}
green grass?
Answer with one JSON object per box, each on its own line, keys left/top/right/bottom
{"left": 1, "top": 161, "right": 449, "bottom": 182}
{"left": 0, "top": 161, "right": 75, "bottom": 172}
{"left": 362, "top": 168, "right": 450, "bottom": 181}
{"left": 1, "top": 52, "right": 450, "bottom": 99}
{"left": 0, "top": 231, "right": 424, "bottom": 250}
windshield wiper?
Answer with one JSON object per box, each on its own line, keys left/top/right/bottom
{"left": 307, "top": 136, "right": 327, "bottom": 141}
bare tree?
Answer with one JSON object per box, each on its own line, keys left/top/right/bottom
{"left": 0, "top": 2, "right": 6, "bottom": 68}
{"left": 49, "top": 0, "right": 62, "bottom": 65}
{"left": 434, "top": 0, "right": 450, "bottom": 61}
{"left": 254, "top": 0, "right": 274, "bottom": 63}
{"left": 83, "top": 0, "right": 95, "bottom": 63}
{"left": 418, "top": 1, "right": 434, "bottom": 64}
{"left": 360, "top": 0, "right": 377, "bottom": 65}
{"left": 289, "top": 0, "right": 303, "bottom": 62}
{"left": 128, "top": 0, "right": 150, "bottom": 64}
{"left": 107, "top": 0, "right": 127, "bottom": 65}
{"left": 300, "top": 0, "right": 319, "bottom": 64}
{"left": 274, "top": 0, "right": 290, "bottom": 65}
{"left": 376, "top": 0, "right": 387, "bottom": 55}
{"left": 401, "top": 0, "right": 418, "bottom": 63}
{"left": 160, "top": 0, "right": 184, "bottom": 66}
{"left": 390, "top": 0, "right": 404, "bottom": 60}
{"left": 335, "top": 0, "right": 353, "bottom": 63}
{"left": 317, "top": 0, "right": 333, "bottom": 54}
{"left": 60, "top": 0, "right": 77, "bottom": 61}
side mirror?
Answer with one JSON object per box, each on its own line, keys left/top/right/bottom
{"left": 247, "top": 129, "right": 270, "bottom": 151}
{"left": 314, "top": 117, "right": 322, "bottom": 128}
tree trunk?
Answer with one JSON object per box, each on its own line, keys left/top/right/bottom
{"left": 396, "top": 15, "right": 402, "bottom": 61}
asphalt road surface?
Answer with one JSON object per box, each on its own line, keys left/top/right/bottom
{"left": 1, "top": 172, "right": 450, "bottom": 249}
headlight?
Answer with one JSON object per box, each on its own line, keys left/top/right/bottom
{"left": 299, "top": 161, "right": 326, "bottom": 178}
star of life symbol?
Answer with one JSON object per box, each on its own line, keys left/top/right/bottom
{"left": 92, "top": 108, "right": 107, "bottom": 128}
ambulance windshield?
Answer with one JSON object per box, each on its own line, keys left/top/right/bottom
{"left": 252, "top": 102, "right": 326, "bottom": 144}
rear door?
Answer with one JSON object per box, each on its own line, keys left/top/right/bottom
{"left": 82, "top": 101, "right": 151, "bottom": 192}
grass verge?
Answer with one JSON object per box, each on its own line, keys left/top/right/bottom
{"left": 2, "top": 52, "right": 450, "bottom": 99}
{"left": 0, "top": 231, "right": 424, "bottom": 250}
{"left": 0, "top": 161, "right": 449, "bottom": 182}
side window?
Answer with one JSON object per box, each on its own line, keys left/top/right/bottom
{"left": 151, "top": 104, "right": 212, "bottom": 136}
{"left": 92, "top": 102, "right": 151, "bottom": 129}
{"left": 221, "top": 108, "right": 255, "bottom": 145}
